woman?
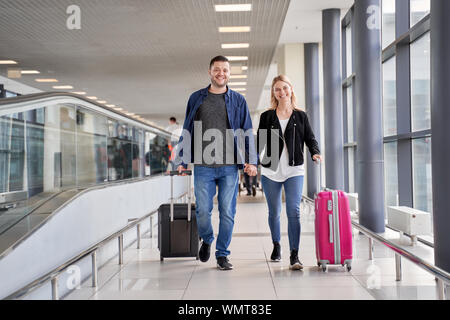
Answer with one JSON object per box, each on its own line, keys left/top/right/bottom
{"left": 257, "top": 75, "right": 322, "bottom": 270}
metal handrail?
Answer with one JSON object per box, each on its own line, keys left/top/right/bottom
{"left": 4, "top": 190, "right": 190, "bottom": 300}
{"left": 351, "top": 221, "right": 449, "bottom": 300}
{"left": 0, "top": 92, "right": 172, "bottom": 135}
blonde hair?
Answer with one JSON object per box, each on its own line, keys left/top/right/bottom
{"left": 269, "top": 75, "right": 303, "bottom": 111}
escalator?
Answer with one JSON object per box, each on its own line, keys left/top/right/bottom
{"left": 0, "top": 92, "right": 174, "bottom": 258}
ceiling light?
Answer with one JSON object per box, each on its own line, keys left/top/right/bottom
{"left": 113, "top": 107, "right": 123, "bottom": 111}
{"left": 230, "top": 75, "right": 247, "bottom": 79}
{"left": 87, "top": 96, "right": 97, "bottom": 100}
{"left": 71, "top": 91, "right": 86, "bottom": 95}
{"left": 35, "top": 78, "right": 58, "bottom": 83}
{"left": 231, "top": 66, "right": 243, "bottom": 74}
{"left": 21, "top": 70, "right": 40, "bottom": 75}
{"left": 106, "top": 104, "right": 116, "bottom": 108}
{"left": 219, "top": 26, "right": 251, "bottom": 33}
{"left": 242, "top": 66, "right": 248, "bottom": 71}
{"left": 53, "top": 85, "right": 73, "bottom": 89}
{"left": 228, "top": 82, "right": 247, "bottom": 86}
{"left": 221, "top": 43, "right": 250, "bottom": 49}
{"left": 215, "top": 4, "right": 252, "bottom": 12}
{"left": 233, "top": 88, "right": 247, "bottom": 92}
{"left": 0, "top": 60, "right": 18, "bottom": 65}
{"left": 226, "top": 56, "right": 248, "bottom": 61}
{"left": 7, "top": 69, "right": 21, "bottom": 78}
{"left": 97, "top": 100, "right": 107, "bottom": 104}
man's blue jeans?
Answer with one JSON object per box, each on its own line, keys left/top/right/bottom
{"left": 261, "top": 175, "right": 304, "bottom": 251}
{"left": 194, "top": 165, "right": 239, "bottom": 258}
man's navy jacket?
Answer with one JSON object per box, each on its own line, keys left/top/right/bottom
{"left": 175, "top": 85, "right": 258, "bottom": 169}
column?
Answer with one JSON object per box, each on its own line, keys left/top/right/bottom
{"left": 304, "top": 43, "right": 321, "bottom": 198}
{"left": 431, "top": 0, "right": 450, "bottom": 272}
{"left": 322, "top": 9, "right": 345, "bottom": 190}
{"left": 354, "top": 0, "right": 385, "bottom": 233}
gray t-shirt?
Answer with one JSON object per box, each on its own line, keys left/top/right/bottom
{"left": 194, "top": 92, "right": 235, "bottom": 167}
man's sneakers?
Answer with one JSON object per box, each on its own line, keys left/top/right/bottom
{"left": 199, "top": 241, "right": 233, "bottom": 270}
{"left": 217, "top": 256, "right": 233, "bottom": 270}
{"left": 270, "top": 242, "right": 282, "bottom": 262}
{"left": 289, "top": 249, "right": 303, "bottom": 270}
{"left": 199, "top": 241, "right": 211, "bottom": 262}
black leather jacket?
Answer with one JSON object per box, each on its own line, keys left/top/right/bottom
{"left": 257, "top": 109, "right": 320, "bottom": 169}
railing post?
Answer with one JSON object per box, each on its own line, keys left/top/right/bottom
{"left": 150, "top": 215, "right": 153, "bottom": 239}
{"left": 437, "top": 279, "right": 447, "bottom": 300}
{"left": 91, "top": 250, "right": 98, "bottom": 288}
{"left": 118, "top": 234, "right": 124, "bottom": 265}
{"left": 395, "top": 254, "right": 402, "bottom": 281}
{"left": 51, "top": 277, "right": 59, "bottom": 300}
{"left": 137, "top": 224, "right": 141, "bottom": 249}
{"left": 369, "top": 238, "right": 374, "bottom": 260}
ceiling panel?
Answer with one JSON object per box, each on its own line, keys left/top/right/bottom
{"left": 0, "top": 0, "right": 290, "bottom": 119}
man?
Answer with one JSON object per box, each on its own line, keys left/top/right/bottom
{"left": 176, "top": 55, "right": 257, "bottom": 270}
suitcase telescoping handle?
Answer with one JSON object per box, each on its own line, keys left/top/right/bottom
{"left": 168, "top": 170, "right": 192, "bottom": 222}
{"left": 314, "top": 161, "right": 335, "bottom": 245}
{"left": 315, "top": 159, "right": 324, "bottom": 195}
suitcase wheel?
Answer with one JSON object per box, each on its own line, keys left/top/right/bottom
{"left": 321, "top": 265, "right": 327, "bottom": 272}
{"left": 160, "top": 256, "right": 164, "bottom": 262}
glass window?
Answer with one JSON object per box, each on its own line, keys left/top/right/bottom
{"left": 410, "top": 0, "right": 430, "bottom": 27}
{"left": 0, "top": 117, "right": 10, "bottom": 193}
{"left": 107, "top": 120, "right": 133, "bottom": 181}
{"left": 412, "top": 138, "right": 432, "bottom": 214}
{"left": 345, "top": 25, "right": 352, "bottom": 77}
{"left": 410, "top": 32, "right": 431, "bottom": 132}
{"left": 146, "top": 132, "right": 171, "bottom": 176}
{"left": 346, "top": 86, "right": 354, "bottom": 143}
{"left": 382, "top": 0, "right": 396, "bottom": 48}
{"left": 0, "top": 115, "right": 25, "bottom": 193}
{"left": 383, "top": 58, "right": 397, "bottom": 136}
{"left": 76, "top": 108, "right": 108, "bottom": 185}
{"left": 384, "top": 142, "right": 398, "bottom": 210}
{"left": 25, "top": 110, "right": 45, "bottom": 196}
{"left": 347, "top": 147, "right": 356, "bottom": 193}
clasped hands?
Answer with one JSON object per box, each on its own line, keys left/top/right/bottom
{"left": 244, "top": 164, "right": 257, "bottom": 177}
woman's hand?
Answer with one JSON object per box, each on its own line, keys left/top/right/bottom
{"left": 312, "top": 154, "right": 322, "bottom": 163}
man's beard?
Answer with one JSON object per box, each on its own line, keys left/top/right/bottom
{"left": 211, "top": 78, "right": 228, "bottom": 88}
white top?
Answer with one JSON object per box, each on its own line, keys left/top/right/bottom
{"left": 261, "top": 118, "right": 304, "bottom": 182}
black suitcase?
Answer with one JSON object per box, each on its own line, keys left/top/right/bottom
{"left": 158, "top": 171, "right": 199, "bottom": 261}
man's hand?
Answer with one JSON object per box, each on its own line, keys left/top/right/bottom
{"left": 244, "top": 164, "right": 257, "bottom": 177}
{"left": 177, "top": 165, "right": 188, "bottom": 175}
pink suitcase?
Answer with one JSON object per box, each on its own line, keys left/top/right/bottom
{"left": 314, "top": 162, "right": 353, "bottom": 272}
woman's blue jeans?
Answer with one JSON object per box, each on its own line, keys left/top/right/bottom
{"left": 194, "top": 165, "right": 239, "bottom": 258}
{"left": 261, "top": 175, "right": 304, "bottom": 251}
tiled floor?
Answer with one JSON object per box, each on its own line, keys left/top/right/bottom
{"left": 64, "top": 193, "right": 443, "bottom": 300}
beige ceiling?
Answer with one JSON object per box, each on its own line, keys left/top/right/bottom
{"left": 0, "top": 0, "right": 290, "bottom": 122}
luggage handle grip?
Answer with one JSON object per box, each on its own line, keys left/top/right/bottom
{"left": 168, "top": 170, "right": 192, "bottom": 176}
{"left": 329, "top": 214, "right": 333, "bottom": 244}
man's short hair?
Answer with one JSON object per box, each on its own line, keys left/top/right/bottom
{"left": 170, "top": 117, "right": 176, "bottom": 122}
{"left": 209, "top": 55, "right": 229, "bottom": 69}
